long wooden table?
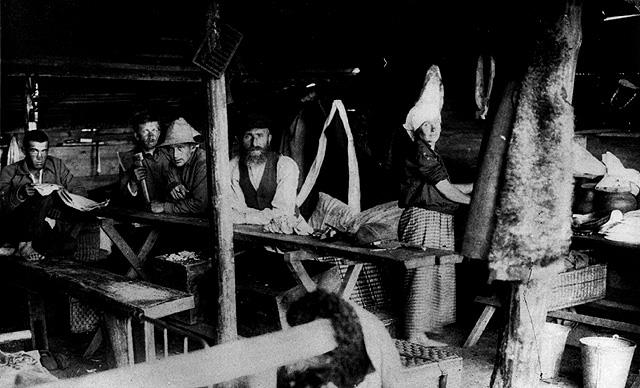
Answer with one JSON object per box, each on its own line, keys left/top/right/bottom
{"left": 0, "top": 257, "right": 195, "bottom": 366}
{"left": 96, "top": 206, "right": 462, "bottom": 300}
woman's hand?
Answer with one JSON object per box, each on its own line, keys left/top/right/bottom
{"left": 435, "top": 180, "right": 471, "bottom": 205}
{"left": 453, "top": 183, "right": 474, "bottom": 195}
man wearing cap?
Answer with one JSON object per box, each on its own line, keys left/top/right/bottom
{"left": 150, "top": 117, "right": 208, "bottom": 215}
{"left": 118, "top": 108, "right": 172, "bottom": 206}
{"left": 229, "top": 114, "right": 300, "bottom": 225}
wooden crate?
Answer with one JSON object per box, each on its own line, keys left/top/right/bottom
{"left": 145, "top": 255, "right": 211, "bottom": 324}
{"left": 549, "top": 264, "right": 607, "bottom": 310}
{"left": 395, "top": 339, "right": 462, "bottom": 388}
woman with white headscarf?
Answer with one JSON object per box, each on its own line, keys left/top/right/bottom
{"left": 398, "top": 65, "right": 472, "bottom": 345}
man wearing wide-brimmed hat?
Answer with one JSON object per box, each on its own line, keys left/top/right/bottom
{"left": 150, "top": 117, "right": 208, "bottom": 215}
{"left": 229, "top": 112, "right": 299, "bottom": 224}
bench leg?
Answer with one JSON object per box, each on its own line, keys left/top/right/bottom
{"left": 463, "top": 305, "right": 496, "bottom": 348}
{"left": 338, "top": 264, "right": 363, "bottom": 299}
{"left": 105, "top": 315, "right": 134, "bottom": 367}
{"left": 125, "top": 229, "right": 160, "bottom": 278}
{"left": 286, "top": 260, "right": 317, "bottom": 293}
{"left": 83, "top": 328, "right": 104, "bottom": 359}
{"left": 27, "top": 292, "right": 48, "bottom": 351}
{"left": 144, "top": 322, "right": 156, "bottom": 362}
{"left": 100, "top": 220, "right": 148, "bottom": 280}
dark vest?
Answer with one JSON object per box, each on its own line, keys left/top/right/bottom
{"left": 239, "top": 152, "right": 279, "bottom": 210}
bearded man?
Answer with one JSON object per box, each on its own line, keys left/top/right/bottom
{"left": 229, "top": 114, "right": 299, "bottom": 225}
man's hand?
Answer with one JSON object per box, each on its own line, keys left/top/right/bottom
{"left": 132, "top": 166, "right": 147, "bottom": 182}
{"left": 150, "top": 201, "right": 165, "bottom": 213}
{"left": 169, "top": 184, "right": 189, "bottom": 201}
{"left": 18, "top": 183, "right": 36, "bottom": 200}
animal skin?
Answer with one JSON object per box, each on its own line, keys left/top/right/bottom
{"left": 488, "top": 18, "right": 576, "bottom": 282}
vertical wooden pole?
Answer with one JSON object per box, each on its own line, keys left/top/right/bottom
{"left": 104, "top": 315, "right": 134, "bottom": 367}
{"left": 0, "top": 15, "right": 2, "bottom": 146}
{"left": 27, "top": 292, "right": 48, "bottom": 351}
{"left": 560, "top": 0, "right": 582, "bottom": 105}
{"left": 489, "top": 2, "right": 582, "bottom": 387}
{"left": 490, "top": 277, "right": 552, "bottom": 387}
{"left": 205, "top": 75, "right": 237, "bottom": 345}
{"left": 203, "top": 1, "right": 237, "bottom": 348}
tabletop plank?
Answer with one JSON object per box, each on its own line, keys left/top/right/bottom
{"left": 95, "top": 206, "right": 462, "bottom": 269}
{"left": 234, "top": 224, "right": 461, "bottom": 269}
{"left": 95, "top": 206, "right": 209, "bottom": 228}
{"left": 0, "top": 257, "right": 195, "bottom": 319}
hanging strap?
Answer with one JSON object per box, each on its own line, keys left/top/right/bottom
{"left": 296, "top": 99, "right": 361, "bottom": 212}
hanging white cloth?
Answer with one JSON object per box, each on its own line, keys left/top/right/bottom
{"left": 7, "top": 136, "right": 24, "bottom": 165}
{"left": 296, "top": 99, "right": 361, "bottom": 212}
{"left": 475, "top": 55, "right": 496, "bottom": 120}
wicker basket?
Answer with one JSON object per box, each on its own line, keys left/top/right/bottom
{"left": 395, "top": 339, "right": 462, "bottom": 388}
{"left": 69, "top": 297, "right": 100, "bottom": 334}
{"left": 548, "top": 264, "right": 607, "bottom": 311}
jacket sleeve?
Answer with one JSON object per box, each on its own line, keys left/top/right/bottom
{"left": 163, "top": 158, "right": 208, "bottom": 215}
{"left": 0, "top": 165, "right": 25, "bottom": 212}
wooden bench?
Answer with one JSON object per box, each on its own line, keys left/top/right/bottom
{"left": 35, "top": 319, "right": 463, "bottom": 388}
{"left": 0, "top": 257, "right": 195, "bottom": 367}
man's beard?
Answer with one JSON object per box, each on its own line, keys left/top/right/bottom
{"left": 241, "top": 147, "right": 268, "bottom": 166}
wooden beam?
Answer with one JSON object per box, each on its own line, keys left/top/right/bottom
{"left": 37, "top": 319, "right": 336, "bottom": 388}
{"left": 125, "top": 229, "right": 160, "bottom": 278}
{"left": 205, "top": 74, "right": 237, "bottom": 344}
{"left": 4, "top": 58, "right": 203, "bottom": 83}
{"left": 0, "top": 330, "right": 31, "bottom": 345}
{"left": 100, "top": 219, "right": 149, "bottom": 281}
{"left": 547, "top": 310, "right": 640, "bottom": 334}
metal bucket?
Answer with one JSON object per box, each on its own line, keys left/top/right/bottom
{"left": 580, "top": 335, "right": 637, "bottom": 388}
{"left": 540, "top": 322, "right": 571, "bottom": 379}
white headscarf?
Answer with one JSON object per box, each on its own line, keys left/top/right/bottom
{"left": 403, "top": 65, "right": 444, "bottom": 141}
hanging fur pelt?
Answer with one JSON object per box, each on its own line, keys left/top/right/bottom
{"left": 488, "top": 11, "right": 579, "bottom": 282}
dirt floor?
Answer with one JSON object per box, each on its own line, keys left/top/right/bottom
{"left": 14, "top": 316, "right": 634, "bottom": 387}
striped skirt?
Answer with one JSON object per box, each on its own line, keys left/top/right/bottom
{"left": 398, "top": 207, "right": 456, "bottom": 337}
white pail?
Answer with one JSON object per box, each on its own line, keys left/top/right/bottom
{"left": 539, "top": 322, "right": 571, "bottom": 379}
{"left": 580, "top": 335, "right": 636, "bottom": 388}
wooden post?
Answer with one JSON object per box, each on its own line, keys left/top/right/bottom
{"left": 204, "top": 0, "right": 237, "bottom": 347}
{"left": 490, "top": 277, "right": 553, "bottom": 387}
{"left": 27, "top": 292, "right": 48, "bottom": 351}
{"left": 205, "top": 74, "right": 237, "bottom": 344}
{"left": 104, "top": 315, "right": 134, "bottom": 367}
{"left": 489, "top": 2, "right": 582, "bottom": 387}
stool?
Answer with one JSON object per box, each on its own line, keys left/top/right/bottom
{"left": 463, "top": 295, "right": 501, "bottom": 348}
{"left": 395, "top": 339, "right": 462, "bottom": 388}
